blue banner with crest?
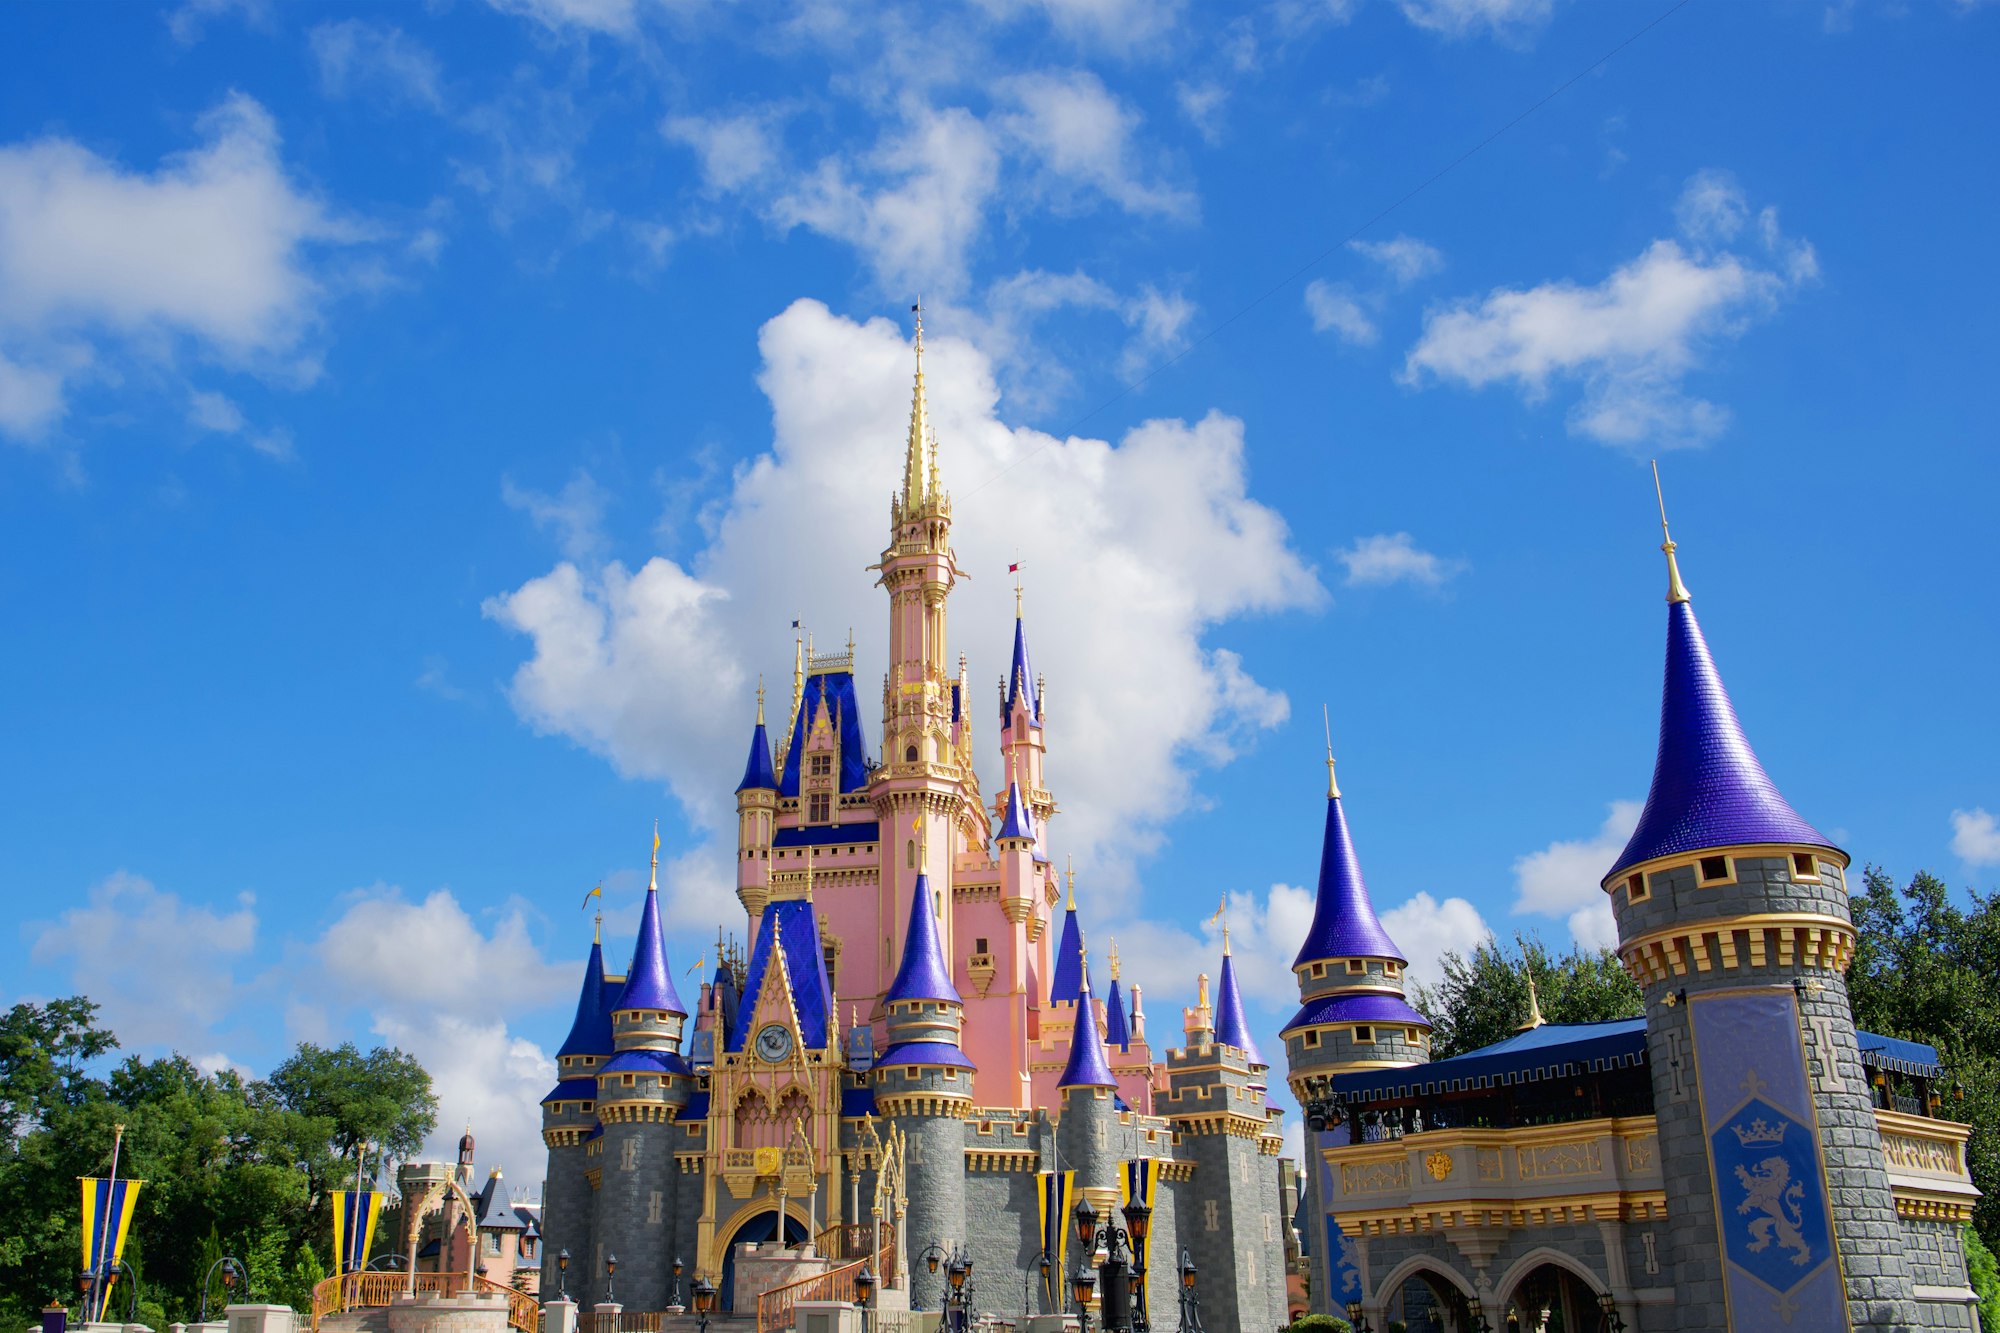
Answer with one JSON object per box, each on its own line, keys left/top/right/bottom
{"left": 1689, "top": 988, "right": 1849, "bottom": 1331}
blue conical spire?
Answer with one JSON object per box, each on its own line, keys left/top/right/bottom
{"left": 1608, "top": 597, "right": 1836, "bottom": 876}
{"left": 737, "top": 713, "right": 777, "bottom": 793}
{"left": 1212, "top": 935, "right": 1264, "bottom": 1066}
{"left": 1003, "top": 610, "right": 1040, "bottom": 726}
{"left": 617, "top": 847, "right": 686, "bottom": 1014}
{"left": 1104, "top": 975, "right": 1130, "bottom": 1051}
{"left": 556, "top": 936, "right": 614, "bottom": 1058}
{"left": 1292, "top": 761, "right": 1406, "bottom": 968}
{"left": 997, "top": 777, "right": 1035, "bottom": 842}
{"left": 1049, "top": 885, "right": 1086, "bottom": 1005}
{"left": 886, "top": 873, "right": 962, "bottom": 1005}
{"left": 1057, "top": 973, "right": 1116, "bottom": 1089}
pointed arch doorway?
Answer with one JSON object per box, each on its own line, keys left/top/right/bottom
{"left": 719, "top": 1208, "right": 811, "bottom": 1312}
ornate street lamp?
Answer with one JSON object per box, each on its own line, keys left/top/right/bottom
{"left": 1175, "top": 1252, "right": 1203, "bottom": 1333}
{"left": 604, "top": 1254, "right": 617, "bottom": 1304}
{"left": 692, "top": 1277, "right": 717, "bottom": 1333}
{"left": 201, "top": 1256, "right": 249, "bottom": 1321}
{"left": 1345, "top": 1300, "right": 1372, "bottom": 1333}
{"left": 1073, "top": 1198, "right": 1135, "bottom": 1333}
{"left": 1070, "top": 1269, "right": 1097, "bottom": 1333}
{"left": 1120, "top": 1200, "right": 1152, "bottom": 1333}
{"left": 1596, "top": 1292, "right": 1627, "bottom": 1333}
{"left": 855, "top": 1265, "right": 877, "bottom": 1333}
{"left": 671, "top": 1257, "right": 685, "bottom": 1309}
{"left": 556, "top": 1248, "right": 570, "bottom": 1302}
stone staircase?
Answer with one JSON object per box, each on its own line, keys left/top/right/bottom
{"left": 316, "top": 1312, "right": 393, "bottom": 1333}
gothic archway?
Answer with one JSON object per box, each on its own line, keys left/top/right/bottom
{"left": 716, "top": 1204, "right": 810, "bottom": 1312}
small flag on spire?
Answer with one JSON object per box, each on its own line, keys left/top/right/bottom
{"left": 1207, "top": 896, "right": 1227, "bottom": 928}
{"left": 1008, "top": 562, "right": 1020, "bottom": 573}
{"left": 580, "top": 884, "right": 601, "bottom": 911}
{"left": 687, "top": 954, "right": 707, "bottom": 978}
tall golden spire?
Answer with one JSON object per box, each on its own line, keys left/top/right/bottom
{"left": 1065, "top": 855, "right": 1075, "bottom": 910}
{"left": 756, "top": 675, "right": 765, "bottom": 727}
{"left": 1651, "top": 460, "right": 1691, "bottom": 604}
{"left": 1322, "top": 703, "right": 1340, "bottom": 798}
{"left": 902, "top": 301, "right": 930, "bottom": 514}
{"left": 1518, "top": 973, "right": 1547, "bottom": 1031}
{"left": 649, "top": 820, "right": 660, "bottom": 893}
{"left": 1108, "top": 937, "right": 1120, "bottom": 981}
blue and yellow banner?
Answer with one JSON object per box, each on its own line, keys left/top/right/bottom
{"left": 80, "top": 1175, "right": 144, "bottom": 1315}
{"left": 1118, "top": 1158, "right": 1159, "bottom": 1281}
{"left": 332, "top": 1189, "right": 385, "bottom": 1275}
{"left": 1689, "top": 989, "right": 1846, "bottom": 1332}
{"left": 1036, "top": 1170, "right": 1075, "bottom": 1309}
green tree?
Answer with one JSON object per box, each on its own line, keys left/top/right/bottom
{"left": 1847, "top": 866, "right": 2000, "bottom": 1250}
{"left": 1966, "top": 1226, "right": 2000, "bottom": 1333}
{"left": 1413, "top": 933, "right": 1643, "bottom": 1060}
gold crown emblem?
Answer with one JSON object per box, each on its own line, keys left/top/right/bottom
{"left": 1731, "top": 1117, "right": 1788, "bottom": 1147}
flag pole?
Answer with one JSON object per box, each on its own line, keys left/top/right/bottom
{"left": 94, "top": 1123, "right": 125, "bottom": 1323}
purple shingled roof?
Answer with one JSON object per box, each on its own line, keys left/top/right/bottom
{"left": 616, "top": 887, "right": 687, "bottom": 1015}
{"left": 997, "top": 779, "right": 1035, "bottom": 842}
{"left": 885, "top": 873, "right": 961, "bottom": 1005}
{"left": 1057, "top": 977, "right": 1117, "bottom": 1089}
{"left": 1049, "top": 906, "right": 1085, "bottom": 1005}
{"left": 736, "top": 719, "right": 777, "bottom": 792}
{"left": 1609, "top": 599, "right": 1837, "bottom": 876}
{"left": 556, "top": 938, "right": 615, "bottom": 1058}
{"left": 599, "top": 1048, "right": 690, "bottom": 1076}
{"left": 1103, "top": 977, "right": 1130, "bottom": 1051}
{"left": 1212, "top": 951, "right": 1264, "bottom": 1066}
{"left": 875, "top": 1040, "right": 977, "bottom": 1070}
{"left": 1292, "top": 792, "right": 1406, "bottom": 967}
{"left": 1003, "top": 615, "right": 1041, "bottom": 727}
{"left": 1281, "top": 990, "right": 1430, "bottom": 1036}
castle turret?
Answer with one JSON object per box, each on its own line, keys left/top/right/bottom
{"left": 594, "top": 831, "right": 691, "bottom": 1310}
{"left": 1279, "top": 753, "right": 1429, "bottom": 1318}
{"left": 1211, "top": 931, "right": 1265, "bottom": 1074}
{"left": 541, "top": 926, "right": 614, "bottom": 1299}
{"left": 875, "top": 871, "right": 972, "bottom": 1314}
{"left": 1604, "top": 485, "right": 1915, "bottom": 1332}
{"left": 736, "top": 683, "right": 779, "bottom": 933}
{"left": 998, "top": 590, "right": 1051, "bottom": 825}
{"left": 1055, "top": 968, "right": 1121, "bottom": 1231}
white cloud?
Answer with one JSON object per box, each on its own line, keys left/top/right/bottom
{"left": 487, "top": 0, "right": 652, "bottom": 37}
{"left": 29, "top": 872, "right": 259, "bottom": 1048}
{"left": 1335, "top": 532, "right": 1465, "bottom": 588}
{"left": 972, "top": 0, "right": 1187, "bottom": 52}
{"left": 1380, "top": 891, "right": 1490, "bottom": 992}
{"left": 503, "top": 469, "right": 611, "bottom": 563}
{"left": 1349, "top": 235, "right": 1444, "bottom": 286}
{"left": 1304, "top": 280, "right": 1377, "bottom": 346}
{"left": 310, "top": 21, "right": 446, "bottom": 111}
{"left": 1951, "top": 808, "right": 2000, "bottom": 866}
{"left": 1511, "top": 800, "right": 1642, "bottom": 951}
{"left": 486, "top": 300, "right": 1324, "bottom": 905}
{"left": 1396, "top": 0, "right": 1556, "bottom": 41}
{"left": 772, "top": 107, "right": 1002, "bottom": 299}
{"left": 166, "top": 0, "right": 269, "bottom": 46}
{"left": 996, "top": 71, "right": 1194, "bottom": 220}
{"left": 0, "top": 94, "right": 352, "bottom": 442}
{"left": 187, "top": 388, "right": 293, "bottom": 459}
{"left": 1176, "top": 82, "right": 1228, "bottom": 143}
{"left": 1403, "top": 171, "right": 1817, "bottom": 449}
{"left": 662, "top": 111, "right": 784, "bottom": 195}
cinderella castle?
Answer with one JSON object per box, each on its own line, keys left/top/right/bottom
{"left": 537, "top": 315, "right": 1291, "bottom": 1330}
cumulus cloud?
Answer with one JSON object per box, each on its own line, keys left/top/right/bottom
{"left": 1335, "top": 532, "right": 1465, "bottom": 588}
{"left": 1349, "top": 235, "right": 1444, "bottom": 286}
{"left": 502, "top": 469, "right": 611, "bottom": 563}
{"left": 310, "top": 21, "right": 446, "bottom": 111}
{"left": 1951, "top": 808, "right": 2000, "bottom": 866}
{"left": 0, "top": 94, "right": 354, "bottom": 443}
{"left": 486, "top": 300, "right": 1324, "bottom": 909}
{"left": 187, "top": 388, "right": 293, "bottom": 459}
{"left": 29, "top": 871, "right": 259, "bottom": 1047}
{"left": 1396, "top": 0, "right": 1556, "bottom": 41}
{"left": 1403, "top": 171, "right": 1817, "bottom": 449}
{"left": 995, "top": 70, "right": 1194, "bottom": 220}
{"left": 1304, "top": 281, "right": 1376, "bottom": 346}
{"left": 1381, "top": 891, "right": 1491, "bottom": 992}
{"left": 1512, "top": 800, "right": 1641, "bottom": 950}
{"left": 662, "top": 111, "right": 785, "bottom": 195}
{"left": 486, "top": 0, "right": 655, "bottom": 36}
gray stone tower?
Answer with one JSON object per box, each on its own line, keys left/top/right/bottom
{"left": 1278, "top": 755, "right": 1429, "bottom": 1315}
{"left": 875, "top": 870, "right": 971, "bottom": 1314}
{"left": 540, "top": 928, "right": 615, "bottom": 1302}
{"left": 592, "top": 849, "right": 691, "bottom": 1312}
{"left": 1603, "top": 511, "right": 1916, "bottom": 1332}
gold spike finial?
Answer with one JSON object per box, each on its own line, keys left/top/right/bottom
{"left": 1651, "top": 460, "right": 1691, "bottom": 604}
{"left": 1108, "top": 937, "right": 1120, "bottom": 980}
{"left": 593, "top": 908, "right": 601, "bottom": 946}
{"left": 1518, "top": 974, "right": 1546, "bottom": 1031}
{"left": 803, "top": 847, "right": 815, "bottom": 900}
{"left": 756, "top": 675, "right": 765, "bottom": 727}
{"left": 1065, "top": 855, "right": 1076, "bottom": 911}
{"left": 649, "top": 820, "right": 660, "bottom": 893}
{"left": 903, "top": 301, "right": 930, "bottom": 512}
{"left": 1222, "top": 922, "right": 1231, "bottom": 957}
{"left": 1322, "top": 703, "right": 1340, "bottom": 798}
{"left": 914, "top": 812, "right": 928, "bottom": 871}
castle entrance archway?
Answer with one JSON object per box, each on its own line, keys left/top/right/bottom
{"left": 717, "top": 1206, "right": 810, "bottom": 1312}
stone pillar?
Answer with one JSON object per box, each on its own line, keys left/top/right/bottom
{"left": 542, "top": 1299, "right": 577, "bottom": 1333}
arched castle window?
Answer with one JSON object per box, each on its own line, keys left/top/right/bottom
{"left": 906, "top": 840, "right": 915, "bottom": 868}
{"left": 733, "top": 1089, "right": 769, "bottom": 1148}
{"left": 904, "top": 745, "right": 919, "bottom": 764}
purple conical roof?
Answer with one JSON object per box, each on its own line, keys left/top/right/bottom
{"left": 1003, "top": 615, "right": 1041, "bottom": 727}
{"left": 886, "top": 873, "right": 961, "bottom": 1005}
{"left": 1104, "top": 976, "right": 1130, "bottom": 1051}
{"left": 1057, "top": 975, "right": 1116, "bottom": 1089}
{"left": 1609, "top": 599, "right": 1837, "bottom": 876}
{"left": 736, "top": 720, "right": 777, "bottom": 792}
{"left": 1049, "top": 905, "right": 1086, "bottom": 1005}
{"left": 997, "top": 779, "right": 1035, "bottom": 842}
{"left": 1292, "top": 791, "right": 1405, "bottom": 967}
{"left": 556, "top": 938, "right": 615, "bottom": 1058}
{"left": 616, "top": 887, "right": 686, "bottom": 1015}
{"left": 1212, "top": 949, "right": 1264, "bottom": 1066}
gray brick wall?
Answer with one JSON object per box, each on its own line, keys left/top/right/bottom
{"left": 1899, "top": 1218, "right": 1978, "bottom": 1332}
{"left": 540, "top": 1142, "right": 591, "bottom": 1301}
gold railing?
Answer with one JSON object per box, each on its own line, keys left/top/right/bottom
{"left": 309, "top": 1272, "right": 539, "bottom": 1333}
{"left": 755, "top": 1237, "right": 894, "bottom": 1333}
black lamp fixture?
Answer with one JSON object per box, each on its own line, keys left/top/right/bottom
{"left": 200, "top": 1256, "right": 249, "bottom": 1321}
{"left": 605, "top": 1253, "right": 618, "bottom": 1303}
{"left": 556, "top": 1248, "right": 570, "bottom": 1302}
{"left": 1346, "top": 1300, "right": 1372, "bottom": 1333}
{"left": 1070, "top": 1268, "right": 1097, "bottom": 1333}
{"left": 1596, "top": 1292, "right": 1627, "bottom": 1333}
{"left": 1120, "top": 1200, "right": 1152, "bottom": 1333}
{"left": 1466, "top": 1297, "right": 1492, "bottom": 1333}
{"left": 1073, "top": 1198, "right": 1098, "bottom": 1254}
{"left": 692, "top": 1276, "right": 717, "bottom": 1333}
{"left": 671, "top": 1256, "right": 685, "bottom": 1308}
{"left": 856, "top": 1262, "right": 877, "bottom": 1333}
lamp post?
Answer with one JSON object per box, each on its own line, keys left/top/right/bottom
{"left": 1072, "top": 1199, "right": 1134, "bottom": 1333}
{"left": 201, "top": 1256, "right": 249, "bottom": 1320}
{"left": 917, "top": 1243, "right": 973, "bottom": 1333}
{"left": 692, "top": 1277, "right": 717, "bottom": 1333}
{"left": 1595, "top": 1292, "right": 1627, "bottom": 1333}
{"left": 604, "top": 1254, "right": 617, "bottom": 1304}
{"left": 1345, "top": 1300, "right": 1372, "bottom": 1333}
{"left": 855, "top": 1265, "right": 876, "bottom": 1333}
{"left": 1036, "top": 1252, "right": 1052, "bottom": 1317}
{"left": 367, "top": 1254, "right": 405, "bottom": 1273}
{"left": 1466, "top": 1297, "right": 1491, "bottom": 1333}
{"left": 556, "top": 1249, "right": 570, "bottom": 1302}
{"left": 1120, "top": 1199, "right": 1152, "bottom": 1333}
{"left": 671, "top": 1257, "right": 685, "bottom": 1310}
{"left": 1175, "top": 1252, "right": 1202, "bottom": 1333}
{"left": 1070, "top": 1269, "right": 1096, "bottom": 1333}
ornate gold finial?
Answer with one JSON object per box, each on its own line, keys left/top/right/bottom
{"left": 914, "top": 812, "right": 928, "bottom": 871}
{"left": 649, "top": 820, "right": 660, "bottom": 893}
{"left": 1065, "top": 855, "right": 1076, "bottom": 911}
{"left": 904, "top": 300, "right": 930, "bottom": 512}
{"left": 1651, "top": 460, "right": 1691, "bottom": 604}
{"left": 756, "top": 675, "right": 765, "bottom": 727}
{"left": 1518, "top": 974, "right": 1547, "bottom": 1031}
{"left": 1108, "top": 937, "right": 1120, "bottom": 981}
{"left": 593, "top": 908, "right": 601, "bottom": 946}
{"left": 1197, "top": 972, "right": 1210, "bottom": 1010}
{"left": 1223, "top": 923, "right": 1231, "bottom": 957}
{"left": 802, "top": 847, "right": 815, "bottom": 900}
{"left": 1322, "top": 703, "right": 1340, "bottom": 798}
{"left": 1012, "top": 554, "right": 1024, "bottom": 617}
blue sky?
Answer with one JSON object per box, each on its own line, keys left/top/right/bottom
{"left": 4, "top": 0, "right": 1996, "bottom": 1181}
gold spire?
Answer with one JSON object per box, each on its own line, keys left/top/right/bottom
{"left": 1108, "top": 937, "right": 1120, "bottom": 981}
{"left": 802, "top": 847, "right": 815, "bottom": 901}
{"left": 593, "top": 908, "right": 601, "bottom": 946}
{"left": 1065, "top": 855, "right": 1075, "bottom": 910}
{"left": 1013, "top": 557, "right": 1024, "bottom": 617}
{"left": 649, "top": 820, "right": 660, "bottom": 893}
{"left": 1651, "top": 460, "right": 1691, "bottom": 604}
{"left": 791, "top": 626, "right": 805, "bottom": 732}
{"left": 1323, "top": 703, "right": 1340, "bottom": 798}
{"left": 903, "top": 301, "right": 930, "bottom": 513}
{"left": 1518, "top": 974, "right": 1547, "bottom": 1031}
{"left": 1222, "top": 922, "right": 1231, "bottom": 956}
{"left": 914, "top": 812, "right": 928, "bottom": 871}
{"left": 756, "top": 675, "right": 765, "bottom": 727}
